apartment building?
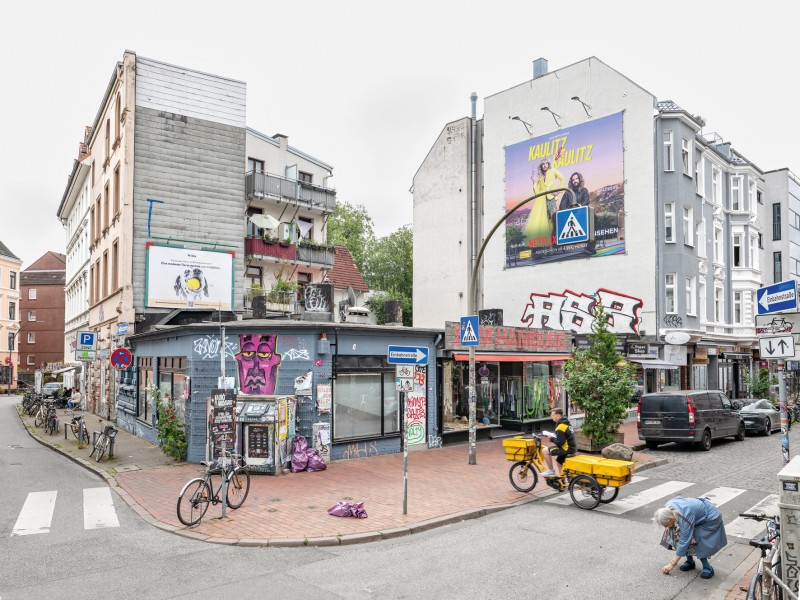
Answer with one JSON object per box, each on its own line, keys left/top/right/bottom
{"left": 0, "top": 241, "right": 21, "bottom": 390}
{"left": 761, "top": 168, "right": 800, "bottom": 286}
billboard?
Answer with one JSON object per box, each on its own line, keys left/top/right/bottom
{"left": 146, "top": 244, "right": 234, "bottom": 310}
{"left": 505, "top": 112, "right": 625, "bottom": 267}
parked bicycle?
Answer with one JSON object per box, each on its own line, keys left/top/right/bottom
{"left": 45, "top": 403, "right": 59, "bottom": 435}
{"left": 89, "top": 423, "right": 117, "bottom": 462}
{"left": 33, "top": 400, "right": 51, "bottom": 428}
{"left": 66, "top": 408, "right": 90, "bottom": 445}
{"left": 740, "top": 512, "right": 787, "bottom": 600}
{"left": 177, "top": 451, "right": 250, "bottom": 526}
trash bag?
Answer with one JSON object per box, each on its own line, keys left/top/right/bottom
{"left": 306, "top": 448, "right": 327, "bottom": 472}
{"left": 291, "top": 436, "right": 309, "bottom": 473}
{"left": 327, "top": 501, "right": 368, "bottom": 518}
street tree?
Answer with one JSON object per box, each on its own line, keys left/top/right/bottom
{"left": 364, "top": 224, "right": 413, "bottom": 326}
{"left": 326, "top": 200, "right": 375, "bottom": 274}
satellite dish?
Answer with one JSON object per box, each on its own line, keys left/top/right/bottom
{"left": 664, "top": 331, "right": 691, "bottom": 345}
{"left": 347, "top": 286, "right": 356, "bottom": 307}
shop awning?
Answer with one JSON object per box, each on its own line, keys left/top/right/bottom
{"left": 52, "top": 365, "right": 81, "bottom": 374}
{"left": 453, "top": 353, "right": 570, "bottom": 362}
{"left": 628, "top": 358, "right": 680, "bottom": 370}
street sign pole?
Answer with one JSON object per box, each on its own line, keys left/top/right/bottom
{"left": 402, "top": 390, "right": 407, "bottom": 515}
{"left": 780, "top": 364, "right": 789, "bottom": 466}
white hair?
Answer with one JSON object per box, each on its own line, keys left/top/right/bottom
{"left": 654, "top": 507, "right": 676, "bottom": 527}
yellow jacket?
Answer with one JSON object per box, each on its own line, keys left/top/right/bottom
{"left": 534, "top": 167, "right": 565, "bottom": 199}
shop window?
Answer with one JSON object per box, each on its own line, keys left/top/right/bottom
{"left": 137, "top": 358, "right": 153, "bottom": 423}
{"left": 158, "top": 357, "right": 188, "bottom": 424}
{"left": 333, "top": 372, "right": 399, "bottom": 440}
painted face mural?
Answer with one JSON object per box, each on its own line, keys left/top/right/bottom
{"left": 234, "top": 334, "right": 282, "bottom": 395}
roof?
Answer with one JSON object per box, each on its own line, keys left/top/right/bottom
{"left": 325, "top": 245, "right": 369, "bottom": 292}
{"left": 246, "top": 127, "right": 334, "bottom": 172}
{"left": 656, "top": 99, "right": 706, "bottom": 128}
{"left": 0, "top": 240, "right": 20, "bottom": 261}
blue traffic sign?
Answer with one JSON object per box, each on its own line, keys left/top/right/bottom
{"left": 76, "top": 331, "right": 97, "bottom": 351}
{"left": 460, "top": 315, "right": 480, "bottom": 347}
{"left": 555, "top": 206, "right": 590, "bottom": 245}
{"left": 387, "top": 345, "right": 429, "bottom": 365}
{"left": 757, "top": 281, "right": 798, "bottom": 315}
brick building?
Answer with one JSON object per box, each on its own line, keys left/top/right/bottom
{"left": 19, "top": 252, "right": 66, "bottom": 377}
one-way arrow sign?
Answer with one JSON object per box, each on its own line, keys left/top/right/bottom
{"left": 759, "top": 334, "right": 796, "bottom": 359}
{"left": 757, "top": 281, "right": 798, "bottom": 315}
{"left": 387, "top": 345, "right": 429, "bottom": 365}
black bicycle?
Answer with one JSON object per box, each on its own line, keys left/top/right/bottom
{"left": 67, "top": 409, "right": 90, "bottom": 445}
{"left": 45, "top": 404, "right": 59, "bottom": 435}
{"left": 89, "top": 424, "right": 117, "bottom": 462}
{"left": 176, "top": 452, "right": 250, "bottom": 526}
{"left": 741, "top": 512, "right": 783, "bottom": 599}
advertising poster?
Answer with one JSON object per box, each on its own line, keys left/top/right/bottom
{"left": 146, "top": 244, "right": 234, "bottom": 310}
{"left": 505, "top": 112, "right": 625, "bottom": 267}
{"left": 207, "top": 389, "right": 237, "bottom": 460}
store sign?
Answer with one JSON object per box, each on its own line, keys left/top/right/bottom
{"left": 577, "top": 335, "right": 625, "bottom": 353}
{"left": 445, "top": 322, "right": 571, "bottom": 353}
{"left": 694, "top": 347, "right": 708, "bottom": 360}
{"left": 626, "top": 342, "right": 648, "bottom": 357}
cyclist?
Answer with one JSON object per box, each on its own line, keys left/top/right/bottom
{"left": 540, "top": 407, "right": 576, "bottom": 478}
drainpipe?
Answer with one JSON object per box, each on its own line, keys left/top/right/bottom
{"left": 470, "top": 92, "right": 478, "bottom": 311}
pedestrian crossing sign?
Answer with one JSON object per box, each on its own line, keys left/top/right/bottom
{"left": 555, "top": 206, "right": 592, "bottom": 245}
{"left": 460, "top": 315, "right": 480, "bottom": 347}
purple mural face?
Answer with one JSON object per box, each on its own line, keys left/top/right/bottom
{"left": 234, "top": 334, "right": 282, "bottom": 395}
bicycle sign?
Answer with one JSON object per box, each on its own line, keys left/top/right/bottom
{"left": 110, "top": 347, "right": 132, "bottom": 370}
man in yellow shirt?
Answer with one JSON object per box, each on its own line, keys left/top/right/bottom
{"left": 541, "top": 408, "right": 576, "bottom": 478}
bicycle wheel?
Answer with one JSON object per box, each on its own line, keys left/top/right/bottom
{"left": 569, "top": 474, "right": 601, "bottom": 510}
{"left": 80, "top": 424, "right": 90, "bottom": 445}
{"left": 599, "top": 485, "right": 619, "bottom": 504}
{"left": 509, "top": 461, "right": 538, "bottom": 493}
{"left": 94, "top": 437, "right": 107, "bottom": 462}
{"left": 226, "top": 468, "right": 250, "bottom": 509}
{"left": 34, "top": 412, "right": 45, "bottom": 427}
{"left": 747, "top": 566, "right": 782, "bottom": 600}
{"left": 177, "top": 478, "right": 212, "bottom": 526}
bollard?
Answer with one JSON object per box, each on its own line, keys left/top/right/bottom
{"left": 109, "top": 435, "right": 114, "bottom": 459}
{"left": 64, "top": 423, "right": 68, "bottom": 440}
{"left": 778, "top": 456, "right": 800, "bottom": 596}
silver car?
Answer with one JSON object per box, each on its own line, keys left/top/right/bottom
{"left": 738, "top": 399, "right": 783, "bottom": 435}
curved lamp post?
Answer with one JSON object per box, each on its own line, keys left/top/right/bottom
{"left": 467, "top": 187, "right": 576, "bottom": 465}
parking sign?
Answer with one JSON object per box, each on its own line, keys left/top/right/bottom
{"left": 76, "top": 331, "right": 97, "bottom": 351}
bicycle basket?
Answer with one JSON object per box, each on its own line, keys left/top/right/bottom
{"left": 106, "top": 427, "right": 117, "bottom": 438}
{"left": 502, "top": 436, "right": 536, "bottom": 461}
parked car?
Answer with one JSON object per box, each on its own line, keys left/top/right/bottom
{"left": 42, "top": 382, "right": 63, "bottom": 398}
{"left": 738, "top": 399, "right": 783, "bottom": 436}
{"left": 637, "top": 390, "right": 745, "bottom": 451}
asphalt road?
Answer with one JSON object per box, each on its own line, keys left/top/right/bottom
{"left": 0, "top": 395, "right": 766, "bottom": 599}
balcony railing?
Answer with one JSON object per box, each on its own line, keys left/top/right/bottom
{"left": 245, "top": 170, "right": 336, "bottom": 213}
{"left": 244, "top": 237, "right": 335, "bottom": 268}
{"left": 297, "top": 243, "right": 335, "bottom": 267}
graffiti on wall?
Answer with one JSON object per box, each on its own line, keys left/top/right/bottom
{"left": 193, "top": 334, "right": 236, "bottom": 360}
{"left": 341, "top": 440, "right": 379, "bottom": 460}
{"left": 663, "top": 315, "right": 683, "bottom": 328}
{"left": 234, "top": 334, "right": 282, "bottom": 395}
{"left": 278, "top": 335, "right": 311, "bottom": 361}
{"left": 304, "top": 283, "right": 332, "bottom": 312}
{"left": 521, "top": 288, "right": 643, "bottom": 334}
{"left": 406, "top": 366, "right": 427, "bottom": 446}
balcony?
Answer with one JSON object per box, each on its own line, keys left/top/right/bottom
{"left": 244, "top": 237, "right": 335, "bottom": 268}
{"left": 245, "top": 170, "right": 336, "bottom": 213}
{"left": 296, "top": 243, "right": 335, "bottom": 268}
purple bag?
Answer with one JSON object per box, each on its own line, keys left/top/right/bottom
{"left": 327, "top": 501, "right": 368, "bottom": 518}
{"left": 291, "top": 436, "right": 309, "bottom": 473}
{"left": 306, "top": 449, "right": 327, "bottom": 472}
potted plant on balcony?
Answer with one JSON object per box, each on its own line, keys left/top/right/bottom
{"left": 562, "top": 304, "right": 636, "bottom": 452}
{"left": 267, "top": 277, "right": 299, "bottom": 306}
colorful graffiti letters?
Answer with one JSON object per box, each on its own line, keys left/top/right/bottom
{"left": 234, "top": 334, "right": 282, "bottom": 395}
{"left": 521, "top": 288, "right": 643, "bottom": 334}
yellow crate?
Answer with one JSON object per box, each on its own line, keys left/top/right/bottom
{"left": 501, "top": 436, "right": 536, "bottom": 461}
{"left": 563, "top": 455, "right": 634, "bottom": 481}
{"left": 595, "top": 475, "right": 632, "bottom": 487}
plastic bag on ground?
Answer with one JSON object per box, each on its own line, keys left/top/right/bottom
{"left": 306, "top": 448, "right": 327, "bottom": 472}
{"left": 327, "top": 501, "right": 368, "bottom": 518}
{"left": 291, "top": 436, "right": 309, "bottom": 473}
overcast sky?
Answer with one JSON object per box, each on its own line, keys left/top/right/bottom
{"left": 1, "top": 0, "right": 797, "bottom": 268}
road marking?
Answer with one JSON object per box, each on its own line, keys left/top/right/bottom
{"left": 701, "top": 487, "right": 746, "bottom": 508}
{"left": 12, "top": 491, "right": 57, "bottom": 536}
{"left": 545, "top": 476, "right": 649, "bottom": 506}
{"left": 725, "top": 494, "right": 780, "bottom": 542}
{"left": 595, "top": 480, "right": 693, "bottom": 515}
{"left": 84, "top": 487, "right": 119, "bottom": 530}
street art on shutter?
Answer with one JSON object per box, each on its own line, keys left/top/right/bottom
{"left": 234, "top": 334, "right": 283, "bottom": 395}
{"left": 521, "top": 288, "right": 643, "bottom": 335}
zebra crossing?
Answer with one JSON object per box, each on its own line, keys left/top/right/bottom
{"left": 11, "top": 487, "right": 120, "bottom": 536}
{"left": 544, "top": 474, "right": 781, "bottom": 543}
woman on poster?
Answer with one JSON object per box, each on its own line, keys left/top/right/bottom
{"left": 523, "top": 158, "right": 565, "bottom": 244}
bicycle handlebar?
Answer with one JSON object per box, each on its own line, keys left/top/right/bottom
{"left": 740, "top": 512, "right": 779, "bottom": 522}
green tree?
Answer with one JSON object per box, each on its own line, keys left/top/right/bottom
{"left": 326, "top": 200, "right": 375, "bottom": 274}
{"left": 562, "top": 304, "right": 636, "bottom": 447}
{"left": 363, "top": 224, "right": 413, "bottom": 326}
{"left": 745, "top": 368, "right": 773, "bottom": 400}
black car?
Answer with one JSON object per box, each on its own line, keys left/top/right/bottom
{"left": 738, "top": 399, "right": 783, "bottom": 435}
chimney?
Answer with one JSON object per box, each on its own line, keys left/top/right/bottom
{"left": 273, "top": 133, "right": 288, "bottom": 152}
{"left": 533, "top": 58, "right": 548, "bottom": 80}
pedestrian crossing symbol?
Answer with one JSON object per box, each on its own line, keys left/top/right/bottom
{"left": 460, "top": 315, "right": 480, "bottom": 347}
{"left": 555, "top": 206, "right": 591, "bottom": 245}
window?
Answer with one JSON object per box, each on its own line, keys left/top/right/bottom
{"left": 299, "top": 171, "right": 313, "bottom": 184}
{"left": 733, "top": 292, "right": 743, "bottom": 325}
{"left": 27, "top": 356, "right": 35, "bottom": 366}
{"left": 91, "top": 160, "right": 95, "bottom": 185}
{"left": 686, "top": 276, "right": 696, "bottom": 316}
{"left": 712, "top": 167, "right": 721, "bottom": 204}
{"left": 758, "top": 233, "right": 764, "bottom": 249}
{"left": 731, "top": 176, "right": 742, "bottom": 211}
{"left": 27, "top": 332, "right": 35, "bottom": 343}
{"left": 297, "top": 216, "right": 314, "bottom": 241}
{"left": 104, "top": 183, "right": 110, "bottom": 229}
{"left": 9, "top": 271, "right": 16, "bottom": 290}
{"left": 681, "top": 137, "right": 692, "bottom": 176}
{"left": 665, "top": 273, "right": 676, "bottom": 313}
{"left": 114, "top": 93, "right": 121, "bottom": 141}
{"left": 697, "top": 218, "right": 706, "bottom": 258}
{"left": 715, "top": 286, "right": 724, "bottom": 322}
{"left": 95, "top": 197, "right": 101, "bottom": 240}
{"left": 104, "top": 118, "right": 110, "bottom": 161}
{"left": 792, "top": 210, "right": 800, "bottom": 230}
{"left": 758, "top": 190, "right": 763, "bottom": 204}
{"left": 113, "top": 165, "right": 120, "bottom": 215}
{"left": 90, "top": 206, "right": 96, "bottom": 241}
{"left": 333, "top": 370, "right": 401, "bottom": 440}
{"left": 89, "top": 265, "right": 94, "bottom": 305}
{"left": 137, "top": 358, "right": 153, "bottom": 423}
{"left": 751, "top": 235, "right": 758, "bottom": 269}
{"left": 663, "top": 130, "right": 673, "bottom": 171}
{"left": 699, "top": 281, "right": 707, "bottom": 323}
{"left": 749, "top": 180, "right": 756, "bottom": 210}
{"left": 8, "top": 302, "right": 15, "bottom": 320}
{"left": 683, "top": 206, "right": 693, "bottom": 246}
{"left": 157, "top": 357, "right": 188, "bottom": 424}
{"left": 713, "top": 225, "right": 723, "bottom": 262}
{"left": 28, "top": 288, "right": 36, "bottom": 300}
{"left": 247, "top": 158, "right": 264, "bottom": 173}
{"left": 102, "top": 251, "right": 109, "bottom": 297}
{"left": 8, "top": 334, "right": 15, "bottom": 351}
{"left": 27, "top": 310, "right": 35, "bottom": 321}
{"left": 94, "top": 259, "right": 101, "bottom": 302}
{"left": 112, "top": 240, "right": 119, "bottom": 291}
{"left": 664, "top": 203, "right": 674, "bottom": 243}
{"left": 773, "top": 203, "right": 782, "bottom": 240}
{"left": 733, "top": 234, "right": 742, "bottom": 267}
{"left": 695, "top": 155, "right": 705, "bottom": 195}
{"left": 774, "top": 251, "right": 783, "bottom": 283}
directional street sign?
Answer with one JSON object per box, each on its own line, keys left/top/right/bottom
{"left": 460, "top": 315, "right": 480, "bottom": 347}
{"left": 757, "top": 281, "right": 798, "bottom": 316}
{"left": 555, "top": 206, "right": 592, "bottom": 246}
{"left": 759, "top": 334, "right": 796, "bottom": 359}
{"left": 76, "top": 331, "right": 97, "bottom": 351}
{"left": 387, "top": 345, "right": 429, "bottom": 365}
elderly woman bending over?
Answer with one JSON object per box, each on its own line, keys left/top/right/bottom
{"left": 654, "top": 496, "right": 728, "bottom": 579}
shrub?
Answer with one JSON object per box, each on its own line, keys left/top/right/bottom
{"left": 149, "top": 384, "right": 187, "bottom": 461}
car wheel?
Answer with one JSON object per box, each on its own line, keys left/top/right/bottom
{"left": 764, "top": 418, "right": 772, "bottom": 436}
{"left": 698, "top": 429, "right": 712, "bottom": 451}
{"left": 645, "top": 441, "right": 660, "bottom": 450}
{"left": 734, "top": 422, "right": 745, "bottom": 441}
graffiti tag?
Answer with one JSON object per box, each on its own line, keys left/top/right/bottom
{"left": 521, "top": 288, "right": 643, "bottom": 334}
{"left": 427, "top": 435, "right": 443, "bottom": 449}
{"left": 304, "top": 284, "right": 331, "bottom": 312}
{"left": 663, "top": 315, "right": 683, "bottom": 328}
{"left": 341, "top": 440, "right": 378, "bottom": 460}
{"left": 193, "top": 335, "right": 236, "bottom": 359}
{"left": 283, "top": 348, "right": 310, "bottom": 361}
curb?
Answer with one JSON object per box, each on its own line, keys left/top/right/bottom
{"left": 634, "top": 457, "right": 669, "bottom": 472}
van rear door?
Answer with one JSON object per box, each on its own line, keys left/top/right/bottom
{"left": 640, "top": 394, "right": 688, "bottom": 439}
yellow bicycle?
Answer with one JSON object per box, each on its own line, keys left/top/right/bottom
{"left": 502, "top": 435, "right": 633, "bottom": 510}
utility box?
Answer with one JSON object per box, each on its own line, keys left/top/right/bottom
{"left": 778, "top": 456, "right": 800, "bottom": 595}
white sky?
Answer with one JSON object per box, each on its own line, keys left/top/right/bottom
{"left": 1, "top": 0, "right": 797, "bottom": 267}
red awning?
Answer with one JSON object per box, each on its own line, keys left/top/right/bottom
{"left": 452, "top": 353, "right": 570, "bottom": 362}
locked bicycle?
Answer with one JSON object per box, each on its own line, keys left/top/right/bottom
{"left": 89, "top": 423, "right": 117, "bottom": 462}
{"left": 502, "top": 435, "right": 633, "bottom": 510}
{"left": 66, "top": 408, "right": 90, "bottom": 445}
{"left": 740, "top": 512, "right": 788, "bottom": 600}
{"left": 177, "top": 451, "right": 250, "bottom": 527}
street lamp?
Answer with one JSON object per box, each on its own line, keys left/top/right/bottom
{"left": 466, "top": 187, "right": 575, "bottom": 465}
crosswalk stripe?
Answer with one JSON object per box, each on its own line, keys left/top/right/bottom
{"left": 701, "top": 487, "right": 746, "bottom": 508}
{"left": 595, "top": 480, "right": 693, "bottom": 515}
{"left": 725, "top": 494, "right": 780, "bottom": 542}
{"left": 84, "top": 487, "right": 119, "bottom": 530}
{"left": 12, "top": 491, "right": 58, "bottom": 536}
{"left": 545, "top": 476, "right": 649, "bottom": 507}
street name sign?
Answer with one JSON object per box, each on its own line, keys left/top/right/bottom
{"left": 757, "top": 281, "right": 798, "bottom": 316}
{"left": 387, "top": 345, "right": 429, "bottom": 365}
{"left": 459, "top": 315, "right": 480, "bottom": 347}
{"left": 76, "top": 331, "right": 97, "bottom": 351}
{"left": 117, "top": 323, "right": 129, "bottom": 336}
{"left": 759, "top": 334, "right": 796, "bottom": 359}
